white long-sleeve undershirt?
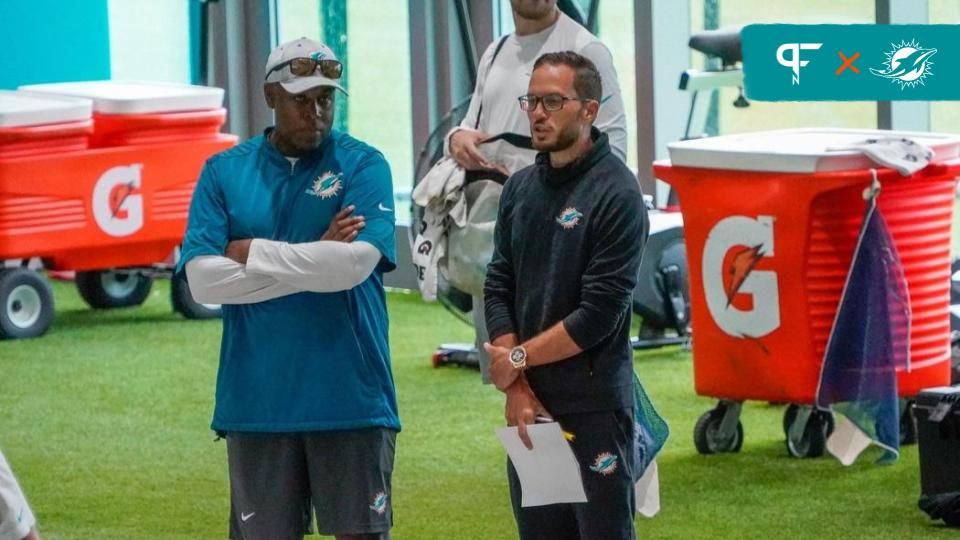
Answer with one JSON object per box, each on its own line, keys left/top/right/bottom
{"left": 185, "top": 240, "right": 380, "bottom": 305}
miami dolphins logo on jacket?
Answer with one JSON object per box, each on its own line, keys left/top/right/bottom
{"left": 307, "top": 171, "right": 343, "bottom": 199}
{"left": 589, "top": 452, "right": 619, "bottom": 475}
{"left": 556, "top": 207, "right": 583, "bottom": 230}
{"left": 369, "top": 491, "right": 388, "bottom": 515}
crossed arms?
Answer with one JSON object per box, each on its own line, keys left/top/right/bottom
{"left": 185, "top": 207, "right": 380, "bottom": 305}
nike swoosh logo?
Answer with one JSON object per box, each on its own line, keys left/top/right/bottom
{"left": 241, "top": 512, "right": 255, "bottom": 522}
{"left": 378, "top": 203, "right": 393, "bottom": 212}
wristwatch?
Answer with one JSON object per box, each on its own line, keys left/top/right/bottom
{"left": 508, "top": 345, "right": 528, "bottom": 370}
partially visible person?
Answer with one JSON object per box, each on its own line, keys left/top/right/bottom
{"left": 448, "top": 0, "right": 628, "bottom": 173}
{"left": 484, "top": 51, "right": 648, "bottom": 540}
{"left": 445, "top": 0, "right": 628, "bottom": 383}
{"left": 0, "top": 451, "right": 40, "bottom": 540}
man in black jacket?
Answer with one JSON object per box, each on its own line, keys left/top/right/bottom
{"left": 483, "top": 51, "right": 648, "bottom": 540}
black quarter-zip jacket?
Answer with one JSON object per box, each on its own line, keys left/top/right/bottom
{"left": 484, "top": 129, "right": 649, "bottom": 415}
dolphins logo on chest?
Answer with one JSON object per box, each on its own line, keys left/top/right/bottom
{"left": 556, "top": 207, "right": 584, "bottom": 230}
{"left": 307, "top": 171, "right": 343, "bottom": 199}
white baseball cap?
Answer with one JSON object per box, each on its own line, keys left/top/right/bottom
{"left": 264, "top": 37, "right": 348, "bottom": 95}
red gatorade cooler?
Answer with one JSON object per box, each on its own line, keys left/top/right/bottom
{"left": 653, "top": 128, "right": 960, "bottom": 456}
{"left": 18, "top": 81, "right": 225, "bottom": 147}
{"left": 0, "top": 81, "right": 236, "bottom": 339}
{"left": 0, "top": 91, "right": 92, "bottom": 159}
{"left": 2, "top": 81, "right": 234, "bottom": 270}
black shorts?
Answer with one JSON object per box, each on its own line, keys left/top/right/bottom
{"left": 226, "top": 428, "right": 397, "bottom": 539}
{"left": 508, "top": 408, "right": 636, "bottom": 540}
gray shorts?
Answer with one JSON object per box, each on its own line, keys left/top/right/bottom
{"left": 226, "top": 428, "right": 397, "bottom": 539}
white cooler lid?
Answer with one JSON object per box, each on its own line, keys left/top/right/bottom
{"left": 0, "top": 90, "right": 92, "bottom": 128}
{"left": 666, "top": 128, "right": 960, "bottom": 173}
{"left": 17, "top": 81, "right": 225, "bottom": 114}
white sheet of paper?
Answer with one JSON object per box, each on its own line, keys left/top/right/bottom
{"left": 496, "top": 422, "right": 587, "bottom": 507}
{"left": 635, "top": 459, "right": 660, "bottom": 517}
{"left": 827, "top": 416, "right": 872, "bottom": 466}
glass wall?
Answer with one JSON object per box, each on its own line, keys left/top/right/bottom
{"left": 345, "top": 1, "right": 412, "bottom": 207}
{"left": 929, "top": 0, "right": 960, "bottom": 255}
{"left": 278, "top": 0, "right": 321, "bottom": 43}
{"left": 597, "top": 1, "right": 638, "bottom": 172}
{"left": 689, "top": 0, "right": 877, "bottom": 134}
{"left": 496, "top": 0, "right": 515, "bottom": 35}
{"left": 929, "top": 1, "right": 960, "bottom": 134}
{"left": 107, "top": 0, "right": 191, "bottom": 83}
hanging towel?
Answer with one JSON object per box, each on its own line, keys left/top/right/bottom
{"left": 816, "top": 173, "right": 911, "bottom": 465}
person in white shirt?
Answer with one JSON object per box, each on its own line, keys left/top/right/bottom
{"left": 445, "top": 0, "right": 629, "bottom": 383}
{"left": 0, "top": 451, "right": 39, "bottom": 540}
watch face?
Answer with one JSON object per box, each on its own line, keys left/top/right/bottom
{"left": 510, "top": 348, "right": 525, "bottom": 364}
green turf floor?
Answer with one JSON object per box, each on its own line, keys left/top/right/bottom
{"left": 0, "top": 281, "right": 953, "bottom": 539}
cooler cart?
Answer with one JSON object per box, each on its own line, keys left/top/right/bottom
{"left": 0, "top": 82, "right": 237, "bottom": 339}
{"left": 20, "top": 81, "right": 226, "bottom": 149}
{"left": 654, "top": 128, "right": 960, "bottom": 457}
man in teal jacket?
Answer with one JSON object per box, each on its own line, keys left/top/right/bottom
{"left": 179, "top": 37, "right": 398, "bottom": 540}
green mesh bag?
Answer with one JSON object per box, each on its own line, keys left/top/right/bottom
{"left": 633, "top": 371, "right": 669, "bottom": 477}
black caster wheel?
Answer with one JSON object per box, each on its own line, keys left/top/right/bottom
{"left": 76, "top": 270, "right": 152, "bottom": 309}
{"left": 784, "top": 404, "right": 835, "bottom": 458}
{"left": 694, "top": 403, "right": 744, "bottom": 454}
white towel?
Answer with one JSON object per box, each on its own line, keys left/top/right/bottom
{"left": 411, "top": 157, "right": 468, "bottom": 300}
{"left": 829, "top": 136, "right": 934, "bottom": 176}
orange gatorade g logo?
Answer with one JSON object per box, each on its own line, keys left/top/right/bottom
{"left": 92, "top": 164, "right": 145, "bottom": 237}
{"left": 702, "top": 215, "right": 780, "bottom": 339}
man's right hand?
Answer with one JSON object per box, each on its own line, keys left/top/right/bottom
{"left": 449, "top": 129, "right": 508, "bottom": 175}
{"left": 321, "top": 205, "right": 365, "bottom": 242}
{"left": 505, "top": 378, "right": 550, "bottom": 450}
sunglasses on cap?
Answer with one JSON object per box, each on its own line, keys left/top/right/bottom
{"left": 266, "top": 57, "right": 343, "bottom": 80}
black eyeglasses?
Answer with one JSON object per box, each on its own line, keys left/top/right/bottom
{"left": 266, "top": 57, "right": 343, "bottom": 80}
{"left": 518, "top": 93, "right": 593, "bottom": 112}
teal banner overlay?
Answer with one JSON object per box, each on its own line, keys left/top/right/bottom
{"left": 742, "top": 24, "right": 960, "bottom": 101}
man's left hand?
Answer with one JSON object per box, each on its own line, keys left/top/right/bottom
{"left": 505, "top": 379, "right": 549, "bottom": 450}
{"left": 484, "top": 342, "right": 520, "bottom": 391}
{"left": 321, "top": 205, "right": 365, "bottom": 242}
{"left": 225, "top": 239, "right": 253, "bottom": 265}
